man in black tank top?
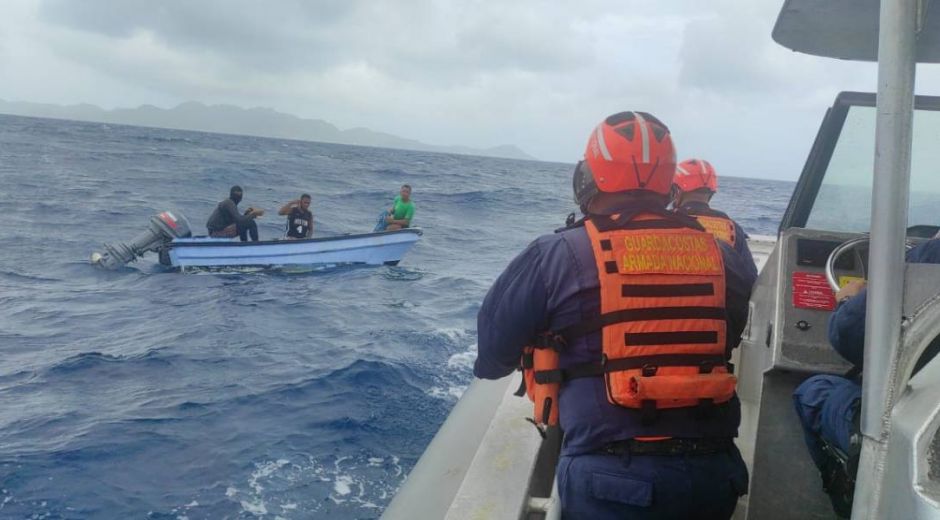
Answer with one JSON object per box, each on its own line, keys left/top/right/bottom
{"left": 278, "top": 193, "right": 314, "bottom": 239}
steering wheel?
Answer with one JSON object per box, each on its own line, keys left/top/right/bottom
{"left": 825, "top": 233, "right": 923, "bottom": 293}
{"left": 825, "top": 237, "right": 869, "bottom": 293}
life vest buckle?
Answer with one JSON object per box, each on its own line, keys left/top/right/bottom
{"left": 521, "top": 351, "right": 535, "bottom": 369}
{"left": 641, "top": 364, "right": 658, "bottom": 377}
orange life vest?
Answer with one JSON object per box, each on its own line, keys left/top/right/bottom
{"left": 677, "top": 204, "right": 737, "bottom": 247}
{"left": 693, "top": 214, "right": 736, "bottom": 247}
{"left": 519, "top": 213, "right": 737, "bottom": 428}
{"left": 520, "top": 343, "right": 560, "bottom": 427}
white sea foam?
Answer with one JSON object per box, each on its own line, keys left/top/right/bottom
{"left": 436, "top": 327, "right": 470, "bottom": 344}
{"left": 426, "top": 384, "right": 468, "bottom": 401}
{"left": 333, "top": 475, "right": 353, "bottom": 496}
{"left": 240, "top": 499, "right": 267, "bottom": 515}
{"left": 221, "top": 453, "right": 405, "bottom": 517}
{"left": 447, "top": 346, "right": 477, "bottom": 370}
{"left": 426, "top": 342, "right": 476, "bottom": 401}
{"left": 234, "top": 459, "right": 298, "bottom": 517}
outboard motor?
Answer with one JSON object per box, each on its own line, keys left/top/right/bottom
{"left": 91, "top": 211, "right": 192, "bottom": 270}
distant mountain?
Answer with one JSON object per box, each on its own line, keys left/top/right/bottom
{"left": 0, "top": 99, "right": 536, "bottom": 161}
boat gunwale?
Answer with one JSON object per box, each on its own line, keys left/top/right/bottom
{"left": 168, "top": 227, "right": 423, "bottom": 248}
{"left": 171, "top": 241, "right": 417, "bottom": 261}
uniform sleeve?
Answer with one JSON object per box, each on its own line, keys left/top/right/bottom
{"left": 720, "top": 242, "right": 757, "bottom": 352}
{"left": 404, "top": 204, "right": 415, "bottom": 222}
{"left": 828, "top": 289, "right": 867, "bottom": 367}
{"left": 474, "top": 241, "right": 549, "bottom": 379}
{"left": 825, "top": 240, "right": 940, "bottom": 368}
{"left": 733, "top": 222, "right": 759, "bottom": 280}
{"left": 906, "top": 239, "right": 940, "bottom": 263}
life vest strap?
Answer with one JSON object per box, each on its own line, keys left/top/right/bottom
{"left": 588, "top": 205, "right": 705, "bottom": 233}
{"left": 599, "top": 436, "right": 734, "bottom": 456}
{"left": 626, "top": 330, "right": 718, "bottom": 346}
{"left": 621, "top": 284, "right": 716, "bottom": 297}
{"left": 555, "top": 306, "right": 726, "bottom": 343}
{"left": 533, "top": 353, "right": 728, "bottom": 384}
{"left": 521, "top": 350, "right": 535, "bottom": 369}
{"left": 555, "top": 214, "right": 587, "bottom": 233}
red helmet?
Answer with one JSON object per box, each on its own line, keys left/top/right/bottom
{"left": 673, "top": 158, "right": 718, "bottom": 193}
{"left": 573, "top": 111, "right": 676, "bottom": 207}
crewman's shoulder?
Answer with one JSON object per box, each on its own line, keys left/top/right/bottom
{"left": 527, "top": 226, "right": 588, "bottom": 263}
{"left": 909, "top": 238, "right": 940, "bottom": 264}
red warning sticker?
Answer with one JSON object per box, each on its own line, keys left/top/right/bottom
{"left": 792, "top": 272, "right": 836, "bottom": 311}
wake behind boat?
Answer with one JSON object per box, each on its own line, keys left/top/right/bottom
{"left": 90, "top": 211, "right": 422, "bottom": 271}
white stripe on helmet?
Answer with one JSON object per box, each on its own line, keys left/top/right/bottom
{"left": 635, "top": 112, "right": 650, "bottom": 163}
{"left": 595, "top": 124, "right": 613, "bottom": 161}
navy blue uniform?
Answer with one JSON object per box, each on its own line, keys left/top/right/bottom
{"left": 794, "top": 239, "right": 940, "bottom": 483}
{"left": 475, "top": 216, "right": 757, "bottom": 518}
{"left": 677, "top": 201, "right": 758, "bottom": 281}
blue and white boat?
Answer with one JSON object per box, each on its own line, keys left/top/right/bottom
{"left": 90, "top": 210, "right": 422, "bottom": 270}
{"left": 166, "top": 229, "right": 422, "bottom": 269}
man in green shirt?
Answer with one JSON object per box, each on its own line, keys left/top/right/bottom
{"left": 385, "top": 184, "right": 415, "bottom": 230}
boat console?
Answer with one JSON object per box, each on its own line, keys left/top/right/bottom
{"left": 738, "top": 234, "right": 940, "bottom": 518}
{"left": 737, "top": 88, "right": 940, "bottom": 519}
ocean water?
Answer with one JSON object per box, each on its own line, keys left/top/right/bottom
{"left": 0, "top": 114, "right": 795, "bottom": 519}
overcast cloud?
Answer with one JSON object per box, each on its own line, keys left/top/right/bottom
{"left": 2, "top": 0, "right": 939, "bottom": 179}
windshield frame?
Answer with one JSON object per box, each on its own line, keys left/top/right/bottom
{"left": 779, "top": 91, "right": 940, "bottom": 234}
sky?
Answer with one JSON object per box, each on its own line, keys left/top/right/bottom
{"left": 1, "top": 0, "right": 939, "bottom": 180}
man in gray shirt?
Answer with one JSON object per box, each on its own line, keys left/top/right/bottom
{"left": 206, "top": 185, "right": 264, "bottom": 241}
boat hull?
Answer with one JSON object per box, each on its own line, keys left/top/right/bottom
{"left": 167, "top": 228, "right": 422, "bottom": 269}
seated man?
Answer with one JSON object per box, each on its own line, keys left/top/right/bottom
{"left": 278, "top": 193, "right": 314, "bottom": 239}
{"left": 206, "top": 185, "right": 264, "bottom": 242}
{"left": 384, "top": 184, "right": 415, "bottom": 231}
{"left": 793, "top": 238, "right": 940, "bottom": 518}
{"left": 672, "top": 159, "right": 757, "bottom": 279}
